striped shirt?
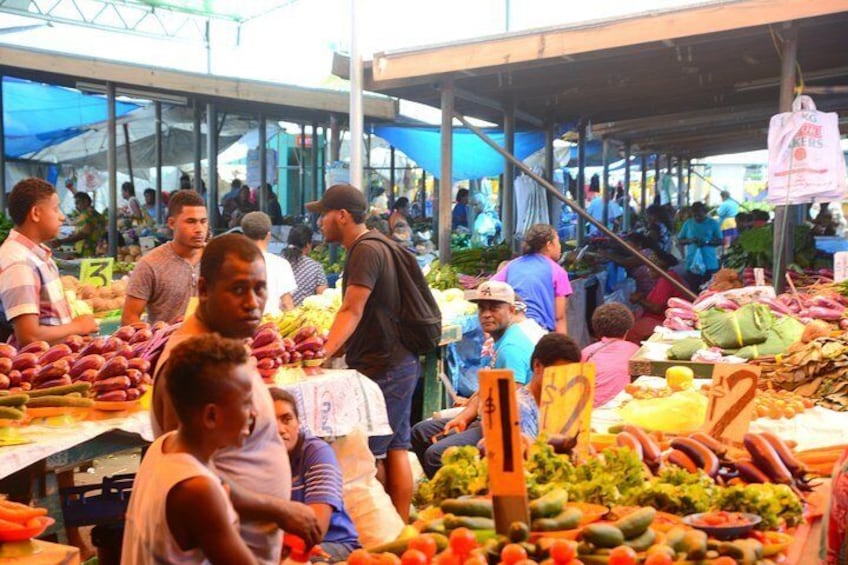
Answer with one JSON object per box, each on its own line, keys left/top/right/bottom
{"left": 0, "top": 229, "right": 72, "bottom": 332}
{"left": 289, "top": 433, "right": 359, "bottom": 545}
{"left": 290, "top": 255, "right": 328, "bottom": 307}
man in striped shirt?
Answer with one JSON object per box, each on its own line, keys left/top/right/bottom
{"left": 271, "top": 387, "right": 360, "bottom": 561}
{"left": 0, "top": 178, "right": 98, "bottom": 345}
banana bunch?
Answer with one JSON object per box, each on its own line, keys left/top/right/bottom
{"left": 265, "top": 311, "right": 307, "bottom": 339}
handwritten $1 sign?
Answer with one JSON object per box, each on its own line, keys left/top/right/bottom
{"left": 701, "top": 363, "right": 760, "bottom": 447}
{"left": 478, "top": 369, "right": 528, "bottom": 533}
{"left": 79, "top": 258, "right": 114, "bottom": 288}
{"left": 539, "top": 363, "right": 596, "bottom": 461}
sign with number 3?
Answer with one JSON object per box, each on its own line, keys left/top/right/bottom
{"left": 80, "top": 258, "right": 114, "bottom": 288}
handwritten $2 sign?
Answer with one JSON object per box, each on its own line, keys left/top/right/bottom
{"left": 478, "top": 369, "right": 528, "bottom": 533}
{"left": 701, "top": 363, "right": 760, "bottom": 446}
{"left": 79, "top": 258, "right": 114, "bottom": 288}
{"left": 539, "top": 363, "right": 596, "bottom": 461}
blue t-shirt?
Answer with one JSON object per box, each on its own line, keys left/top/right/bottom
{"left": 516, "top": 386, "right": 539, "bottom": 438}
{"left": 586, "top": 197, "right": 623, "bottom": 235}
{"left": 289, "top": 433, "right": 360, "bottom": 546}
{"left": 678, "top": 218, "right": 722, "bottom": 273}
{"left": 717, "top": 199, "right": 740, "bottom": 229}
{"left": 493, "top": 324, "right": 535, "bottom": 385}
{"left": 452, "top": 202, "right": 468, "bottom": 230}
{"left": 491, "top": 254, "right": 573, "bottom": 331}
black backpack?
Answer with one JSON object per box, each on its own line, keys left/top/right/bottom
{"left": 354, "top": 231, "right": 442, "bottom": 354}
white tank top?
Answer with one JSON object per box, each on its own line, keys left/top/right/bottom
{"left": 120, "top": 432, "right": 239, "bottom": 565}
{"left": 152, "top": 319, "right": 291, "bottom": 565}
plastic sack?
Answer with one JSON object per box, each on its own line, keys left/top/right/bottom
{"left": 330, "top": 427, "right": 404, "bottom": 547}
{"left": 618, "top": 389, "right": 708, "bottom": 434}
{"left": 699, "top": 303, "right": 773, "bottom": 349}
{"left": 689, "top": 247, "right": 706, "bottom": 275}
{"left": 767, "top": 95, "right": 847, "bottom": 205}
{"left": 732, "top": 316, "right": 805, "bottom": 360}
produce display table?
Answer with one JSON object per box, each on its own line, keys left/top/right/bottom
{"left": 420, "top": 324, "right": 465, "bottom": 420}
{"left": 0, "top": 539, "right": 80, "bottom": 564}
{"left": 628, "top": 329, "right": 717, "bottom": 380}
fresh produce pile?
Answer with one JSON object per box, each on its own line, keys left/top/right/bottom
{"left": 450, "top": 245, "right": 511, "bottom": 276}
{"left": 117, "top": 244, "right": 143, "bottom": 263}
{"left": 310, "top": 243, "right": 345, "bottom": 275}
{"left": 753, "top": 388, "right": 814, "bottom": 420}
{"left": 0, "top": 497, "right": 53, "bottom": 542}
{"left": 724, "top": 224, "right": 817, "bottom": 271}
{"left": 250, "top": 322, "right": 327, "bottom": 381}
{"left": 757, "top": 334, "right": 848, "bottom": 411}
{"left": 0, "top": 321, "right": 180, "bottom": 419}
{"left": 424, "top": 260, "right": 459, "bottom": 291}
{"left": 61, "top": 275, "right": 128, "bottom": 317}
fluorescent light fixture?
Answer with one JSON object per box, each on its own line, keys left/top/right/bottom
{"left": 75, "top": 81, "right": 188, "bottom": 106}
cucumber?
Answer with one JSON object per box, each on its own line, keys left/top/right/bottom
{"left": 441, "top": 497, "right": 494, "bottom": 518}
{"left": 422, "top": 518, "right": 446, "bottom": 534}
{"left": 0, "top": 406, "right": 25, "bottom": 420}
{"left": 682, "top": 529, "right": 708, "bottom": 560}
{"left": 624, "top": 527, "right": 656, "bottom": 551}
{"left": 664, "top": 526, "right": 688, "bottom": 552}
{"left": 529, "top": 488, "right": 569, "bottom": 519}
{"left": 581, "top": 524, "right": 624, "bottom": 549}
{"left": 613, "top": 507, "right": 656, "bottom": 539}
{"left": 508, "top": 521, "right": 530, "bottom": 543}
{"left": 367, "top": 533, "right": 448, "bottom": 556}
{"left": 26, "top": 382, "right": 91, "bottom": 398}
{"left": 443, "top": 514, "right": 495, "bottom": 531}
{"left": 27, "top": 395, "right": 94, "bottom": 408}
{"left": 0, "top": 394, "right": 29, "bottom": 407}
{"left": 531, "top": 507, "right": 582, "bottom": 532}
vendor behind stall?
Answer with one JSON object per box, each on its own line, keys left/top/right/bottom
{"left": 271, "top": 388, "right": 361, "bottom": 562}
{"left": 678, "top": 201, "right": 722, "bottom": 291}
{"left": 53, "top": 191, "right": 106, "bottom": 256}
{"left": 628, "top": 249, "right": 688, "bottom": 343}
{"left": 0, "top": 178, "right": 98, "bottom": 345}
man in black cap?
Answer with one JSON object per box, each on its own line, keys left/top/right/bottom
{"left": 306, "top": 183, "right": 419, "bottom": 522}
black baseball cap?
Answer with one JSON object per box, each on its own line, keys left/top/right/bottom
{"left": 305, "top": 183, "right": 367, "bottom": 215}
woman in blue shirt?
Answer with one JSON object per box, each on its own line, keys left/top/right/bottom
{"left": 678, "top": 201, "right": 722, "bottom": 291}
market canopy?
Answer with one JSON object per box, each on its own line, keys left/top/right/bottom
{"left": 4, "top": 77, "right": 139, "bottom": 158}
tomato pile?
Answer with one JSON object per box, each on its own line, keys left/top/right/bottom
{"left": 690, "top": 511, "right": 752, "bottom": 528}
{"left": 754, "top": 389, "right": 814, "bottom": 420}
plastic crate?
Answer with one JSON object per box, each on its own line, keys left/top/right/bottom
{"left": 60, "top": 473, "right": 135, "bottom": 528}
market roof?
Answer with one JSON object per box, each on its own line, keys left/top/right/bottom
{"left": 139, "top": 0, "right": 294, "bottom": 22}
{"left": 0, "top": 43, "right": 398, "bottom": 125}
{"left": 342, "top": 0, "right": 848, "bottom": 157}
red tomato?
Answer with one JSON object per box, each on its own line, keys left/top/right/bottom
{"left": 644, "top": 554, "right": 673, "bottom": 565}
{"left": 349, "top": 549, "right": 374, "bottom": 565}
{"left": 401, "top": 549, "right": 429, "bottom": 565}
{"left": 608, "top": 546, "right": 637, "bottom": 565}
{"left": 378, "top": 553, "right": 402, "bottom": 565}
{"left": 501, "top": 544, "right": 528, "bottom": 565}
{"left": 549, "top": 539, "right": 577, "bottom": 564}
{"left": 463, "top": 555, "right": 488, "bottom": 565}
{"left": 449, "top": 528, "right": 478, "bottom": 557}
{"left": 409, "top": 535, "right": 439, "bottom": 560}
{"left": 432, "top": 549, "right": 462, "bottom": 565}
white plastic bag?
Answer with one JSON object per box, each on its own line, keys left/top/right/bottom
{"left": 690, "top": 247, "right": 706, "bottom": 275}
{"left": 767, "top": 95, "right": 847, "bottom": 204}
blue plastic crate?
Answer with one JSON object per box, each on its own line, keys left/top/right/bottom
{"left": 60, "top": 473, "right": 135, "bottom": 528}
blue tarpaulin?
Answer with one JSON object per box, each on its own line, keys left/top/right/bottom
{"left": 373, "top": 125, "right": 546, "bottom": 181}
{"left": 4, "top": 77, "right": 139, "bottom": 158}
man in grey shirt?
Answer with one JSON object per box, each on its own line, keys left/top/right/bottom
{"left": 121, "top": 190, "right": 208, "bottom": 325}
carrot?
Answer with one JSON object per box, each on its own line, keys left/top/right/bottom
{"left": 0, "top": 499, "right": 48, "bottom": 523}
{"left": 0, "top": 517, "right": 25, "bottom": 531}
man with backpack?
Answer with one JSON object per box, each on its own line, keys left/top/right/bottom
{"left": 307, "top": 184, "right": 439, "bottom": 523}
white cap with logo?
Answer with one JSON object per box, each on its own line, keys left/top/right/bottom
{"left": 465, "top": 280, "right": 516, "bottom": 305}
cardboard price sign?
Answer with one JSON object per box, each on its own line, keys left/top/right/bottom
{"left": 701, "top": 363, "right": 761, "bottom": 446}
{"left": 539, "top": 363, "right": 596, "bottom": 460}
{"left": 79, "top": 258, "right": 114, "bottom": 288}
{"left": 478, "top": 369, "right": 528, "bottom": 533}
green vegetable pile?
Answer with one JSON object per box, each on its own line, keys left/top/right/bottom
{"left": 414, "top": 437, "right": 805, "bottom": 529}
{"left": 451, "top": 231, "right": 471, "bottom": 250}
{"left": 310, "top": 243, "right": 345, "bottom": 275}
{"left": 0, "top": 213, "right": 11, "bottom": 246}
{"left": 724, "top": 224, "right": 815, "bottom": 269}
{"left": 450, "top": 244, "right": 512, "bottom": 276}
{"left": 425, "top": 260, "right": 460, "bottom": 290}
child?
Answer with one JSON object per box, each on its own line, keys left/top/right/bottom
{"left": 122, "top": 334, "right": 258, "bottom": 565}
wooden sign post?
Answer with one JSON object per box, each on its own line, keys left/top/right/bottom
{"left": 701, "top": 363, "right": 761, "bottom": 446}
{"left": 478, "top": 369, "right": 529, "bottom": 534}
{"left": 539, "top": 363, "right": 596, "bottom": 461}
{"left": 79, "top": 257, "right": 114, "bottom": 288}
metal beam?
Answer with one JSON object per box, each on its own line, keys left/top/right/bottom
{"left": 0, "top": 74, "right": 5, "bottom": 214}
{"left": 107, "top": 82, "right": 117, "bottom": 259}
{"left": 259, "top": 114, "right": 267, "bottom": 213}
{"left": 602, "top": 138, "right": 610, "bottom": 227}
{"left": 312, "top": 121, "right": 319, "bottom": 206}
{"left": 440, "top": 80, "right": 454, "bottom": 264}
{"left": 193, "top": 102, "right": 202, "bottom": 194}
{"left": 676, "top": 156, "right": 684, "bottom": 209}
{"left": 576, "top": 122, "right": 586, "bottom": 245}
{"left": 640, "top": 154, "right": 647, "bottom": 213}
{"left": 154, "top": 101, "right": 163, "bottom": 224}
{"left": 456, "top": 112, "right": 696, "bottom": 301}
{"left": 503, "top": 98, "right": 515, "bottom": 244}
{"left": 623, "top": 141, "right": 631, "bottom": 230}
{"left": 206, "top": 103, "right": 218, "bottom": 233}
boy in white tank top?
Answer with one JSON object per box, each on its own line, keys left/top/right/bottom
{"left": 122, "top": 334, "right": 258, "bottom": 565}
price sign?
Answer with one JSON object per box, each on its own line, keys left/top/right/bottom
{"left": 478, "top": 369, "right": 528, "bottom": 533}
{"left": 835, "top": 251, "right": 848, "bottom": 283}
{"left": 701, "top": 363, "right": 760, "bottom": 446}
{"left": 754, "top": 267, "right": 765, "bottom": 287}
{"left": 79, "top": 258, "right": 114, "bottom": 288}
{"left": 539, "top": 363, "right": 596, "bottom": 461}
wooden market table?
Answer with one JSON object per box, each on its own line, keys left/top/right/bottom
{"left": 0, "top": 539, "right": 80, "bottom": 564}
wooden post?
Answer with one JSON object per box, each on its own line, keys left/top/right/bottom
{"left": 193, "top": 102, "right": 202, "bottom": 195}
{"left": 640, "top": 154, "right": 647, "bottom": 214}
{"left": 773, "top": 22, "right": 799, "bottom": 294}
{"left": 686, "top": 160, "right": 693, "bottom": 206}
{"left": 654, "top": 154, "right": 661, "bottom": 205}
{"left": 577, "top": 122, "right": 587, "bottom": 245}
{"left": 503, "top": 98, "right": 515, "bottom": 245}
{"left": 439, "top": 80, "right": 454, "bottom": 265}
{"left": 544, "top": 120, "right": 556, "bottom": 224}
{"left": 623, "top": 141, "right": 632, "bottom": 230}
{"left": 312, "top": 121, "right": 319, "bottom": 205}
{"left": 677, "top": 156, "right": 684, "bottom": 209}
{"left": 329, "top": 114, "right": 341, "bottom": 163}
{"left": 0, "top": 74, "right": 5, "bottom": 213}
{"left": 259, "top": 114, "right": 267, "bottom": 213}
{"left": 206, "top": 103, "right": 218, "bottom": 233}
{"left": 107, "top": 82, "right": 117, "bottom": 259}
{"left": 389, "top": 145, "right": 396, "bottom": 210}
{"left": 602, "top": 138, "right": 610, "bottom": 227}
{"left": 300, "top": 123, "right": 307, "bottom": 215}
{"left": 154, "top": 101, "right": 163, "bottom": 224}
{"left": 122, "top": 123, "right": 134, "bottom": 186}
